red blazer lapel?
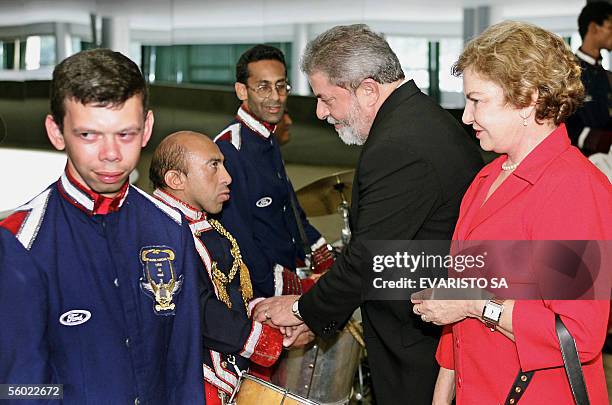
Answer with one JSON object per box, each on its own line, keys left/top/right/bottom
{"left": 465, "top": 174, "right": 530, "bottom": 238}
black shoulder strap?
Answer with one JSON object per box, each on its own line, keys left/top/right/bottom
{"left": 504, "top": 315, "right": 591, "bottom": 405}
{"left": 555, "top": 314, "right": 590, "bottom": 405}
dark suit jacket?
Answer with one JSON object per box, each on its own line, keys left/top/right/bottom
{"left": 299, "top": 80, "right": 483, "bottom": 404}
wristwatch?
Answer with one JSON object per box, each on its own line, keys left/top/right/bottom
{"left": 292, "top": 299, "right": 303, "bottom": 321}
{"left": 482, "top": 299, "right": 505, "bottom": 331}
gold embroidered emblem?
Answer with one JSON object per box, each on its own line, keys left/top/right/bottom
{"left": 140, "top": 247, "right": 183, "bottom": 314}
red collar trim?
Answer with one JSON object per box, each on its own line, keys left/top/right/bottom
{"left": 59, "top": 168, "right": 129, "bottom": 215}
{"left": 153, "top": 188, "right": 206, "bottom": 223}
{"left": 236, "top": 106, "right": 276, "bottom": 139}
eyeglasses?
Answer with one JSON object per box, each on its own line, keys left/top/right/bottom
{"left": 247, "top": 82, "right": 291, "bottom": 98}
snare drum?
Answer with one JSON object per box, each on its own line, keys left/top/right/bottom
{"left": 229, "top": 373, "right": 319, "bottom": 405}
{"left": 271, "top": 310, "right": 363, "bottom": 405}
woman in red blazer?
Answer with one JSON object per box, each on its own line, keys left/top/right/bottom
{"left": 412, "top": 21, "right": 612, "bottom": 404}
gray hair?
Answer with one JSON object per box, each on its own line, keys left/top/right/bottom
{"left": 301, "top": 24, "right": 404, "bottom": 90}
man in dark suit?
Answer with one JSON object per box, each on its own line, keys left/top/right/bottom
{"left": 255, "top": 24, "right": 483, "bottom": 404}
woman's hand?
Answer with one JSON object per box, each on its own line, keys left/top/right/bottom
{"left": 411, "top": 298, "right": 483, "bottom": 326}
{"left": 432, "top": 367, "right": 455, "bottom": 405}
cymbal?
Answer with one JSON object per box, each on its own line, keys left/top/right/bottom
{"left": 296, "top": 169, "right": 355, "bottom": 217}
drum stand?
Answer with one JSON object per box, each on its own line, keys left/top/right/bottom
{"left": 334, "top": 182, "right": 352, "bottom": 246}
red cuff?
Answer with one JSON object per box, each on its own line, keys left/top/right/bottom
{"left": 300, "top": 278, "right": 315, "bottom": 293}
{"left": 312, "top": 244, "right": 334, "bottom": 274}
{"left": 249, "top": 324, "right": 283, "bottom": 367}
{"left": 282, "top": 268, "right": 303, "bottom": 295}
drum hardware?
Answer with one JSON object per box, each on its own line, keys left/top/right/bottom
{"left": 296, "top": 170, "right": 354, "bottom": 249}
{"left": 271, "top": 313, "right": 363, "bottom": 405}
{"left": 226, "top": 355, "right": 246, "bottom": 405}
{"left": 353, "top": 361, "right": 365, "bottom": 402}
{"left": 345, "top": 319, "right": 365, "bottom": 348}
{"left": 219, "top": 390, "right": 229, "bottom": 405}
{"left": 337, "top": 200, "right": 351, "bottom": 246}
{"left": 350, "top": 354, "right": 374, "bottom": 404}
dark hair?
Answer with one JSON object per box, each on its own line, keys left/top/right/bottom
{"left": 578, "top": 1, "right": 612, "bottom": 39}
{"left": 235, "top": 45, "right": 287, "bottom": 84}
{"left": 149, "top": 138, "right": 188, "bottom": 190}
{"left": 50, "top": 48, "right": 148, "bottom": 132}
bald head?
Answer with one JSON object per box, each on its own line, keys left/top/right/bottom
{"left": 149, "top": 131, "right": 212, "bottom": 189}
{"left": 149, "top": 130, "right": 231, "bottom": 213}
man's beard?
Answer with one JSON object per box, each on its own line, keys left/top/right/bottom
{"left": 327, "top": 98, "right": 370, "bottom": 146}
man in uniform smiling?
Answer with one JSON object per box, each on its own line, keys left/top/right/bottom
{"left": 215, "top": 45, "right": 333, "bottom": 301}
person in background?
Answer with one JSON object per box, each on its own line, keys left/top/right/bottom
{"left": 412, "top": 21, "right": 612, "bottom": 405}
{"left": 0, "top": 49, "right": 204, "bottom": 404}
{"left": 566, "top": 1, "right": 612, "bottom": 156}
{"left": 214, "top": 45, "right": 333, "bottom": 300}
{"left": 273, "top": 109, "right": 293, "bottom": 146}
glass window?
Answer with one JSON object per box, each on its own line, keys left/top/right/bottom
{"left": 39, "top": 35, "right": 56, "bottom": 67}
{"left": 141, "top": 43, "right": 292, "bottom": 86}
{"left": 70, "top": 36, "right": 83, "bottom": 56}
{"left": 387, "top": 36, "right": 429, "bottom": 92}
{"left": 24, "top": 35, "right": 55, "bottom": 70}
{"left": 2, "top": 41, "right": 15, "bottom": 70}
{"left": 439, "top": 38, "right": 463, "bottom": 93}
{"left": 439, "top": 38, "right": 464, "bottom": 108}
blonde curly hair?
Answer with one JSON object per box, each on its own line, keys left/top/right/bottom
{"left": 453, "top": 21, "right": 584, "bottom": 125}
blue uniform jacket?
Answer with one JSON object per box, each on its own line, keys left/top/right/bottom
{"left": 0, "top": 172, "right": 204, "bottom": 405}
{"left": 214, "top": 107, "right": 323, "bottom": 297}
{"left": 153, "top": 189, "right": 282, "bottom": 396}
{"left": 566, "top": 49, "right": 612, "bottom": 148}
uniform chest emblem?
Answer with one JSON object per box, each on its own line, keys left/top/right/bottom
{"left": 59, "top": 309, "right": 91, "bottom": 326}
{"left": 139, "top": 246, "right": 183, "bottom": 315}
{"left": 256, "top": 197, "right": 272, "bottom": 208}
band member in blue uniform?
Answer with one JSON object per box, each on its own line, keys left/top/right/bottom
{"left": 0, "top": 49, "right": 204, "bottom": 404}
{"left": 567, "top": 1, "right": 612, "bottom": 155}
{"left": 149, "top": 131, "right": 300, "bottom": 405}
{"left": 214, "top": 45, "right": 333, "bottom": 299}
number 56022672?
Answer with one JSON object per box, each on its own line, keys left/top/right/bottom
{"left": 1, "top": 384, "right": 63, "bottom": 399}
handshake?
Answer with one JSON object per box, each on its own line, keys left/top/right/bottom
{"left": 253, "top": 295, "right": 315, "bottom": 348}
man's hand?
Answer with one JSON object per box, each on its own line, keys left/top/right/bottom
{"left": 253, "top": 295, "right": 303, "bottom": 327}
{"left": 281, "top": 323, "right": 315, "bottom": 348}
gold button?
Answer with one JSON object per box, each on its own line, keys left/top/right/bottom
{"left": 515, "top": 387, "right": 522, "bottom": 393}
{"left": 221, "top": 361, "right": 227, "bottom": 368}
{"left": 509, "top": 399, "right": 515, "bottom": 404}
{"left": 520, "top": 375, "right": 528, "bottom": 382}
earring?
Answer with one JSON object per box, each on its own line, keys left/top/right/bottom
{"left": 519, "top": 110, "right": 529, "bottom": 126}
